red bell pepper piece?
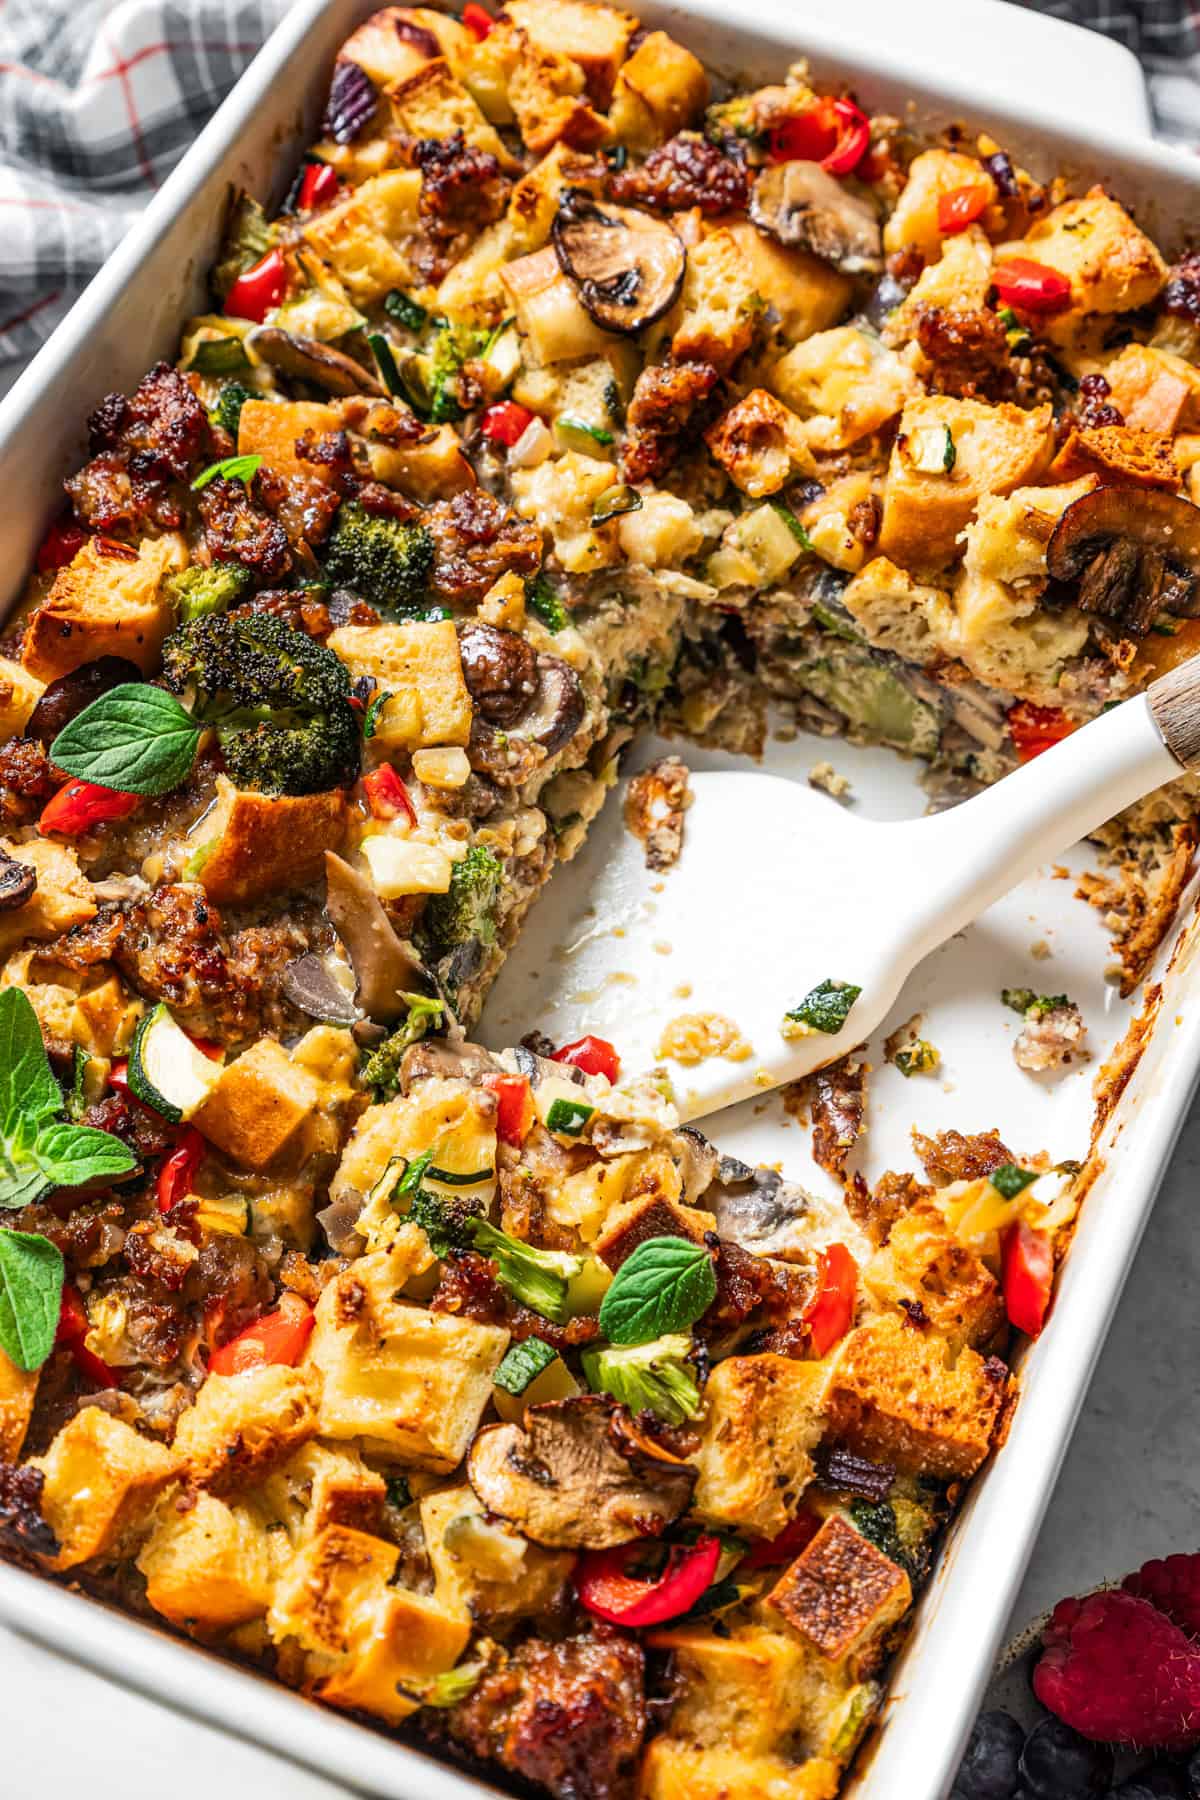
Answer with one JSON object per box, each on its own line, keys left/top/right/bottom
{"left": 553, "top": 1035, "right": 620, "bottom": 1084}
{"left": 741, "top": 1510, "right": 821, "bottom": 1570}
{"left": 35, "top": 515, "right": 87, "bottom": 573}
{"left": 769, "top": 97, "right": 869, "bottom": 176}
{"left": 1007, "top": 700, "right": 1076, "bottom": 763}
{"left": 56, "top": 1284, "right": 119, "bottom": 1389}
{"left": 937, "top": 183, "right": 991, "bottom": 236}
{"left": 577, "top": 1535, "right": 721, "bottom": 1627}
{"left": 992, "top": 256, "right": 1073, "bottom": 315}
{"left": 224, "top": 246, "right": 288, "bottom": 323}
{"left": 482, "top": 1072, "right": 535, "bottom": 1146}
{"left": 461, "top": 2, "right": 493, "bottom": 38}
{"left": 1002, "top": 1220, "right": 1054, "bottom": 1337}
{"left": 296, "top": 161, "right": 341, "bottom": 211}
{"left": 208, "top": 1293, "right": 314, "bottom": 1377}
{"left": 187, "top": 1034, "right": 225, "bottom": 1062}
{"left": 480, "top": 401, "right": 536, "bottom": 447}
{"left": 362, "top": 762, "right": 417, "bottom": 826}
{"left": 804, "top": 1242, "right": 857, "bottom": 1358}
{"left": 157, "top": 1126, "right": 206, "bottom": 1214}
{"left": 39, "top": 779, "right": 140, "bottom": 837}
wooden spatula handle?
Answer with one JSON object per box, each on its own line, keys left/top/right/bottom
{"left": 1148, "top": 659, "right": 1200, "bottom": 769}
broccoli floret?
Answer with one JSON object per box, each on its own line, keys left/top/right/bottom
{"left": 427, "top": 321, "right": 489, "bottom": 423}
{"left": 321, "top": 501, "right": 434, "bottom": 613}
{"left": 1001, "top": 988, "right": 1070, "bottom": 1019}
{"left": 409, "top": 1189, "right": 483, "bottom": 1258}
{"left": 421, "top": 845, "right": 503, "bottom": 961}
{"left": 165, "top": 561, "right": 253, "bottom": 623}
{"left": 209, "top": 381, "right": 256, "bottom": 440}
{"left": 160, "top": 612, "right": 361, "bottom": 796}
{"left": 359, "top": 993, "right": 445, "bottom": 1100}
{"left": 849, "top": 1494, "right": 935, "bottom": 1583}
{"left": 472, "top": 1219, "right": 582, "bottom": 1322}
{"left": 704, "top": 94, "right": 763, "bottom": 147}
{"left": 582, "top": 1334, "right": 702, "bottom": 1427}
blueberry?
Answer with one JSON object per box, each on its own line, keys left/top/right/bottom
{"left": 1111, "top": 1773, "right": 1187, "bottom": 1800}
{"left": 1184, "top": 1748, "right": 1200, "bottom": 1799}
{"left": 952, "top": 1711, "right": 1025, "bottom": 1800}
{"left": 1019, "top": 1717, "right": 1113, "bottom": 1797}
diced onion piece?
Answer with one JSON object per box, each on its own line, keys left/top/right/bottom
{"left": 361, "top": 834, "right": 453, "bottom": 897}
{"left": 508, "top": 415, "right": 553, "bottom": 469}
{"left": 412, "top": 746, "right": 472, "bottom": 789}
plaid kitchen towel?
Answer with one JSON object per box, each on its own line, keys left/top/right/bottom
{"left": 0, "top": 0, "right": 1197, "bottom": 386}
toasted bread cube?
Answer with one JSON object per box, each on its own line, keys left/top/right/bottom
{"left": 510, "top": 447, "right": 619, "bottom": 573}
{"left": 767, "top": 1515, "right": 911, "bottom": 1669}
{"left": 0, "top": 657, "right": 45, "bottom": 738}
{"left": 1001, "top": 188, "right": 1167, "bottom": 342}
{"left": 501, "top": 245, "right": 614, "bottom": 364}
{"left": 506, "top": 0, "right": 634, "bottom": 107}
{"left": 642, "top": 1742, "right": 841, "bottom": 1800}
{"left": 885, "top": 226, "right": 993, "bottom": 349}
{"left": 420, "top": 1484, "right": 574, "bottom": 1626}
{"left": 669, "top": 227, "right": 761, "bottom": 374}
{"left": 608, "top": 30, "right": 708, "bottom": 148}
{"left": 879, "top": 396, "right": 1054, "bottom": 572}
{"left": 268, "top": 1524, "right": 470, "bottom": 1725}
{"left": 705, "top": 389, "right": 816, "bottom": 498}
{"left": 721, "top": 221, "right": 852, "bottom": 346}
{"left": 646, "top": 1621, "right": 818, "bottom": 1756}
{"left": 72, "top": 972, "right": 141, "bottom": 1057}
{"left": 387, "top": 58, "right": 517, "bottom": 167}
{"left": 593, "top": 1189, "right": 713, "bottom": 1271}
{"left": 191, "top": 777, "right": 348, "bottom": 907}
{"left": 866, "top": 1200, "right": 1004, "bottom": 1353}
{"left": 1049, "top": 424, "right": 1180, "bottom": 490}
{"left": 692, "top": 1355, "right": 831, "bottom": 1539}
{"left": 237, "top": 399, "right": 340, "bottom": 478}
{"left": 192, "top": 1037, "right": 322, "bottom": 1172}
{"left": 308, "top": 1248, "right": 509, "bottom": 1469}
{"left": 769, "top": 326, "right": 921, "bottom": 452}
{"left": 1104, "top": 342, "right": 1200, "bottom": 434}
{"left": 363, "top": 419, "right": 476, "bottom": 500}
{"left": 303, "top": 171, "right": 423, "bottom": 305}
{"left": 826, "top": 1311, "right": 1008, "bottom": 1478}
{"left": 504, "top": 25, "right": 608, "bottom": 155}
{"left": 23, "top": 533, "right": 185, "bottom": 682}
{"left": 325, "top": 620, "right": 472, "bottom": 750}
{"left": 138, "top": 1491, "right": 283, "bottom": 1631}
{"left": 960, "top": 477, "right": 1097, "bottom": 601}
{"left": 291, "top": 1442, "right": 388, "bottom": 1538}
{"left": 953, "top": 567, "right": 1089, "bottom": 700}
{"left": 0, "top": 839, "right": 96, "bottom": 956}
{"left": 883, "top": 149, "right": 997, "bottom": 263}
{"left": 31, "top": 1410, "right": 183, "bottom": 1570}
{"left": 0, "top": 1349, "right": 37, "bottom": 1463}
{"left": 173, "top": 1365, "right": 320, "bottom": 1494}
{"left": 339, "top": 6, "right": 461, "bottom": 85}
{"left": 841, "top": 558, "right": 959, "bottom": 665}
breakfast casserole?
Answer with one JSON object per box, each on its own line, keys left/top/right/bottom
{"left": 0, "top": 4, "right": 1195, "bottom": 1795}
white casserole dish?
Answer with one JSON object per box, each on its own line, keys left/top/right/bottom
{"left": 0, "top": 4, "right": 1196, "bottom": 1797}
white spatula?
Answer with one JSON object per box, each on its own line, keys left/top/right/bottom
{"left": 479, "top": 662, "right": 1200, "bottom": 1121}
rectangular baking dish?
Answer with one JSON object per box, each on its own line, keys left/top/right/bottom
{"left": 0, "top": 3, "right": 1197, "bottom": 1797}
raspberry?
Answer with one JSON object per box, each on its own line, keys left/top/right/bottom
{"left": 1125, "top": 1554, "right": 1200, "bottom": 1640}
{"left": 1033, "top": 1590, "right": 1200, "bottom": 1750}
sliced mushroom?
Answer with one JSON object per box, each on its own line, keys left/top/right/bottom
{"left": 522, "top": 655, "right": 587, "bottom": 756}
{"left": 398, "top": 1036, "right": 498, "bottom": 1092}
{"left": 552, "top": 191, "right": 686, "bottom": 336}
{"left": 749, "top": 161, "right": 883, "bottom": 274}
{"left": 281, "top": 952, "right": 358, "bottom": 1024}
{"left": 458, "top": 622, "right": 539, "bottom": 727}
{"left": 467, "top": 1395, "right": 696, "bottom": 1549}
{"left": 249, "top": 327, "right": 384, "bottom": 398}
{"left": 0, "top": 849, "right": 36, "bottom": 911}
{"left": 1046, "top": 488, "right": 1200, "bottom": 635}
{"left": 707, "top": 1157, "right": 814, "bottom": 1257}
{"left": 323, "top": 851, "right": 426, "bottom": 1021}
{"left": 26, "top": 656, "right": 142, "bottom": 749}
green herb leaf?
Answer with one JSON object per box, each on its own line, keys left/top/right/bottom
{"left": 28, "top": 1121, "right": 138, "bottom": 1191}
{"left": 0, "top": 988, "right": 62, "bottom": 1135}
{"left": 526, "top": 574, "right": 568, "bottom": 634}
{"left": 545, "top": 1096, "right": 594, "bottom": 1137}
{"left": 494, "top": 1336, "right": 557, "bottom": 1396}
{"left": 990, "top": 1163, "right": 1038, "bottom": 1200}
{"left": 49, "top": 684, "right": 201, "bottom": 797}
{"left": 191, "top": 453, "right": 263, "bottom": 491}
{"left": 0, "top": 1229, "right": 65, "bottom": 1371}
{"left": 598, "top": 1236, "right": 716, "bottom": 1346}
{"left": 396, "top": 1149, "right": 434, "bottom": 1199}
{"left": 783, "top": 978, "right": 862, "bottom": 1036}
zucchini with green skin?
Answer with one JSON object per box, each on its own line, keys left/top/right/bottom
{"left": 128, "top": 1004, "right": 222, "bottom": 1123}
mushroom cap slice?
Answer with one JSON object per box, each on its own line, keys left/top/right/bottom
{"left": 521, "top": 653, "right": 587, "bottom": 756}
{"left": 249, "top": 327, "right": 384, "bottom": 398}
{"left": 1047, "top": 487, "right": 1200, "bottom": 631}
{"left": 552, "top": 191, "right": 686, "bottom": 336}
{"left": 467, "top": 1394, "right": 697, "bottom": 1549}
{"left": 323, "top": 851, "right": 427, "bottom": 1021}
{"left": 281, "top": 951, "right": 358, "bottom": 1024}
{"left": 749, "top": 161, "right": 883, "bottom": 274}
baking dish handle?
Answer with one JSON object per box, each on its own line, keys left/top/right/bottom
{"left": 1148, "top": 658, "right": 1200, "bottom": 769}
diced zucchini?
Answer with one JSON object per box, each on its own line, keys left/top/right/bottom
{"left": 555, "top": 415, "right": 615, "bottom": 457}
{"left": 493, "top": 1336, "right": 557, "bottom": 1396}
{"left": 127, "top": 1003, "right": 222, "bottom": 1124}
{"left": 493, "top": 1349, "right": 579, "bottom": 1422}
{"left": 794, "top": 654, "right": 942, "bottom": 759}
{"left": 545, "top": 1095, "right": 595, "bottom": 1136}
{"left": 709, "top": 502, "right": 807, "bottom": 590}
{"left": 361, "top": 835, "right": 454, "bottom": 898}
{"left": 481, "top": 317, "right": 521, "bottom": 387}
{"left": 272, "top": 290, "right": 365, "bottom": 341}
{"left": 906, "top": 424, "right": 956, "bottom": 474}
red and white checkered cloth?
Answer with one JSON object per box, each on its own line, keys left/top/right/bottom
{"left": 0, "top": 0, "right": 1194, "bottom": 389}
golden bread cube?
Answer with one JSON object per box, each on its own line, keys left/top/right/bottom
{"left": 308, "top": 1248, "right": 509, "bottom": 1469}
{"left": 0, "top": 839, "right": 96, "bottom": 956}
{"left": 826, "top": 1311, "right": 1008, "bottom": 1478}
{"left": 840, "top": 557, "right": 959, "bottom": 666}
{"left": 303, "top": 171, "right": 423, "bottom": 304}
{"left": 505, "top": 0, "right": 634, "bottom": 107}
{"left": 504, "top": 25, "right": 607, "bottom": 155}
{"left": 31, "top": 1409, "right": 183, "bottom": 1570}
{"left": 593, "top": 1188, "right": 713, "bottom": 1272}
{"left": 339, "top": 6, "right": 454, "bottom": 85}
{"left": 669, "top": 229, "right": 760, "bottom": 374}
{"left": 237, "top": 399, "right": 339, "bottom": 478}
{"left": 138, "top": 1490, "right": 283, "bottom": 1631}
{"left": 325, "top": 620, "right": 472, "bottom": 750}
{"left": 1049, "top": 424, "right": 1180, "bottom": 491}
{"left": 0, "top": 656, "right": 45, "bottom": 737}
{"left": 192, "top": 777, "right": 348, "bottom": 906}
{"left": 192, "top": 1037, "right": 322, "bottom": 1172}
{"left": 879, "top": 395, "right": 1054, "bottom": 572}
{"left": 769, "top": 326, "right": 921, "bottom": 452}
{"left": 866, "top": 1200, "right": 1004, "bottom": 1353}
{"left": 883, "top": 148, "right": 997, "bottom": 263}
{"left": 766, "top": 1514, "right": 911, "bottom": 1669}
{"left": 387, "top": 58, "right": 516, "bottom": 166}
{"left": 0, "top": 1348, "right": 38, "bottom": 1463}
{"left": 1001, "top": 188, "right": 1167, "bottom": 342}
{"left": 692, "top": 1354, "right": 831, "bottom": 1539}
{"left": 23, "top": 533, "right": 184, "bottom": 681}
{"left": 420, "top": 1484, "right": 574, "bottom": 1626}
{"left": 363, "top": 420, "right": 476, "bottom": 500}
{"left": 641, "top": 1742, "right": 841, "bottom": 1800}
{"left": 608, "top": 30, "right": 708, "bottom": 147}
{"left": 705, "top": 389, "right": 816, "bottom": 498}
{"left": 720, "top": 220, "right": 852, "bottom": 345}
{"left": 72, "top": 973, "right": 142, "bottom": 1057}
{"left": 646, "top": 1620, "right": 822, "bottom": 1756}
{"left": 960, "top": 477, "right": 1096, "bottom": 599}
{"left": 1104, "top": 341, "right": 1200, "bottom": 434}
{"left": 173, "top": 1365, "right": 320, "bottom": 1494}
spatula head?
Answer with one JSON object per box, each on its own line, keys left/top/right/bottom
{"left": 479, "top": 770, "right": 912, "bottom": 1119}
